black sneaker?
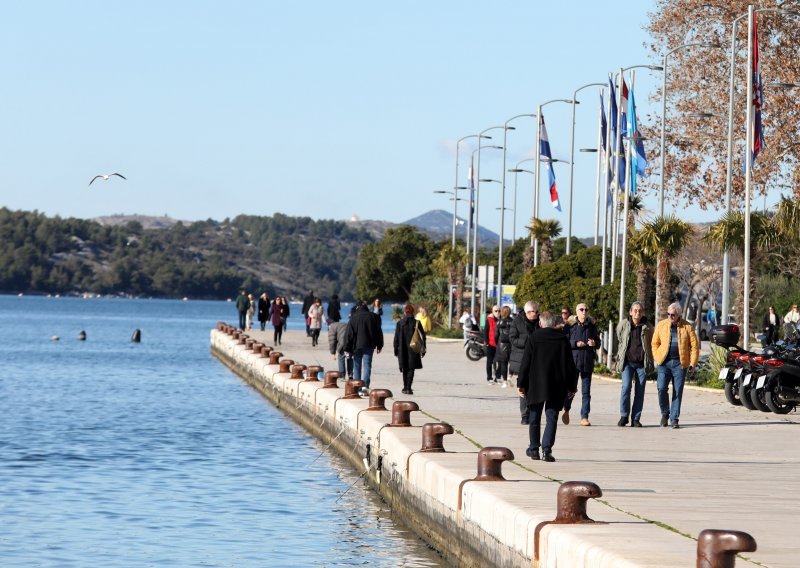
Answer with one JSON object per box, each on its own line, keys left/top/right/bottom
{"left": 526, "top": 448, "right": 540, "bottom": 460}
{"left": 631, "top": 420, "right": 643, "bottom": 428}
{"left": 660, "top": 415, "right": 669, "bottom": 427}
{"left": 671, "top": 420, "right": 680, "bottom": 429}
{"left": 543, "top": 451, "right": 556, "bottom": 462}
{"left": 521, "top": 416, "right": 529, "bottom": 425}
{"left": 617, "top": 416, "right": 629, "bottom": 427}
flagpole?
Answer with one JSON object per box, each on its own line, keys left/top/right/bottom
{"left": 593, "top": 88, "right": 605, "bottom": 245}
{"left": 533, "top": 109, "right": 542, "bottom": 265}
{"left": 619, "top": 70, "right": 635, "bottom": 323}
{"left": 743, "top": 5, "right": 755, "bottom": 351}
{"left": 601, "top": 86, "right": 612, "bottom": 286}
{"left": 566, "top": 83, "right": 598, "bottom": 255}
{"left": 610, "top": 70, "right": 624, "bottom": 283}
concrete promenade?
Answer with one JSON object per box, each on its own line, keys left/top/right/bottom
{"left": 219, "top": 327, "right": 800, "bottom": 567}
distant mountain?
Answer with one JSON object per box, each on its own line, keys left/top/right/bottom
{"left": 403, "top": 209, "right": 503, "bottom": 247}
{"left": 93, "top": 214, "right": 182, "bottom": 230}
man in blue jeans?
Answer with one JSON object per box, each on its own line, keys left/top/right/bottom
{"left": 615, "top": 302, "right": 653, "bottom": 427}
{"left": 565, "top": 303, "right": 601, "bottom": 426}
{"left": 651, "top": 302, "right": 699, "bottom": 429}
{"left": 344, "top": 301, "right": 384, "bottom": 396}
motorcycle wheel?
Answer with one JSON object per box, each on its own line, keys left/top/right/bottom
{"left": 465, "top": 344, "right": 484, "bottom": 361}
{"left": 724, "top": 381, "right": 741, "bottom": 406}
{"left": 749, "top": 387, "right": 771, "bottom": 412}
{"left": 765, "top": 389, "right": 795, "bottom": 415}
{"left": 739, "top": 379, "right": 757, "bottom": 410}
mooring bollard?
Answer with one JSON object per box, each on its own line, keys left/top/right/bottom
{"left": 278, "top": 359, "right": 295, "bottom": 373}
{"left": 420, "top": 423, "right": 454, "bottom": 452}
{"left": 217, "top": 322, "right": 225, "bottom": 331}
{"left": 475, "top": 447, "right": 515, "bottom": 480}
{"left": 269, "top": 351, "right": 283, "bottom": 364}
{"left": 343, "top": 380, "right": 364, "bottom": 399}
{"left": 252, "top": 342, "right": 263, "bottom": 353}
{"left": 260, "top": 345, "right": 271, "bottom": 357}
{"left": 306, "top": 365, "right": 323, "bottom": 382}
{"left": 290, "top": 364, "right": 307, "bottom": 379}
{"left": 366, "top": 389, "right": 393, "bottom": 411}
{"left": 534, "top": 481, "right": 604, "bottom": 563}
{"left": 388, "top": 401, "right": 419, "bottom": 426}
{"left": 696, "top": 529, "right": 757, "bottom": 568}
{"left": 322, "top": 371, "right": 340, "bottom": 389}
{"left": 245, "top": 339, "right": 254, "bottom": 350}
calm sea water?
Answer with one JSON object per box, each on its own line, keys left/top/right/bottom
{"left": 0, "top": 296, "right": 445, "bottom": 567}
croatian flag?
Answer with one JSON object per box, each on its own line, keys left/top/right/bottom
{"left": 627, "top": 83, "right": 647, "bottom": 195}
{"left": 600, "top": 91, "right": 613, "bottom": 207}
{"left": 751, "top": 11, "right": 765, "bottom": 165}
{"left": 540, "top": 115, "right": 561, "bottom": 212}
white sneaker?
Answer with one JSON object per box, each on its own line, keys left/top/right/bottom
{"left": 500, "top": 381, "right": 508, "bottom": 388}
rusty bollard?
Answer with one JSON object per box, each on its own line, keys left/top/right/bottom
{"left": 367, "top": 389, "right": 393, "bottom": 411}
{"left": 475, "top": 447, "right": 515, "bottom": 480}
{"left": 388, "top": 401, "right": 420, "bottom": 426}
{"left": 260, "top": 345, "right": 271, "bottom": 358}
{"left": 268, "top": 351, "right": 283, "bottom": 364}
{"left": 534, "top": 481, "right": 603, "bottom": 563}
{"left": 322, "top": 371, "right": 340, "bottom": 389}
{"left": 278, "top": 359, "right": 295, "bottom": 373}
{"left": 421, "top": 423, "right": 454, "bottom": 452}
{"left": 343, "top": 380, "right": 364, "bottom": 399}
{"left": 290, "top": 364, "right": 307, "bottom": 379}
{"left": 306, "top": 365, "right": 323, "bottom": 382}
{"left": 245, "top": 339, "right": 254, "bottom": 350}
{"left": 252, "top": 342, "right": 263, "bottom": 353}
{"left": 217, "top": 322, "right": 225, "bottom": 331}
{"left": 697, "top": 529, "right": 757, "bottom": 568}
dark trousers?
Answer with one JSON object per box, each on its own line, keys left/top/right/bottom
{"left": 528, "top": 400, "right": 560, "bottom": 452}
{"left": 495, "top": 360, "right": 508, "bottom": 381}
{"left": 485, "top": 345, "right": 496, "bottom": 381}
{"left": 310, "top": 329, "right": 320, "bottom": 346}
{"left": 238, "top": 310, "right": 247, "bottom": 330}
{"left": 273, "top": 325, "right": 283, "bottom": 345}
{"left": 402, "top": 369, "right": 415, "bottom": 391}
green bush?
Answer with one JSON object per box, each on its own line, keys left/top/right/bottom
{"left": 689, "top": 344, "right": 726, "bottom": 389}
{"left": 429, "top": 327, "right": 463, "bottom": 339}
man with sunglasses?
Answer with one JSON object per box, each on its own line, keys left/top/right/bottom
{"left": 509, "top": 301, "right": 540, "bottom": 424}
{"left": 652, "top": 302, "right": 699, "bottom": 429}
{"left": 565, "top": 303, "right": 601, "bottom": 426}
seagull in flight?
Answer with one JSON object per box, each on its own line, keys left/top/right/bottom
{"left": 89, "top": 173, "right": 127, "bottom": 186}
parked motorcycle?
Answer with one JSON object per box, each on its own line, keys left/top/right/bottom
{"left": 464, "top": 328, "right": 486, "bottom": 361}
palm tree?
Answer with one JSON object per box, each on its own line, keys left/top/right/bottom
{"left": 702, "top": 211, "right": 772, "bottom": 332}
{"left": 771, "top": 196, "right": 800, "bottom": 240}
{"left": 526, "top": 217, "right": 562, "bottom": 265}
{"left": 432, "top": 243, "right": 467, "bottom": 325}
{"left": 627, "top": 229, "right": 656, "bottom": 316}
{"left": 638, "top": 215, "right": 694, "bottom": 321}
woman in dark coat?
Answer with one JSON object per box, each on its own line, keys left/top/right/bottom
{"left": 257, "top": 293, "right": 271, "bottom": 331}
{"left": 494, "top": 306, "right": 513, "bottom": 384}
{"left": 269, "top": 297, "right": 285, "bottom": 345}
{"left": 393, "top": 303, "right": 425, "bottom": 395}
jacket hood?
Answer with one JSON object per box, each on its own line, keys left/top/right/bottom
{"left": 567, "top": 315, "right": 596, "bottom": 326}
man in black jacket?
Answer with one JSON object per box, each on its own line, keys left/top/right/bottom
{"left": 301, "top": 290, "right": 315, "bottom": 336}
{"left": 517, "top": 311, "right": 577, "bottom": 462}
{"left": 235, "top": 290, "right": 250, "bottom": 331}
{"left": 344, "top": 301, "right": 384, "bottom": 395}
{"left": 509, "top": 301, "right": 539, "bottom": 424}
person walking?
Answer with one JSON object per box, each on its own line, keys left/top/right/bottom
{"left": 370, "top": 298, "right": 384, "bottom": 318}
{"left": 484, "top": 305, "right": 500, "bottom": 384}
{"left": 459, "top": 307, "right": 477, "bottom": 338}
{"left": 517, "top": 311, "right": 577, "bottom": 462}
{"left": 509, "top": 301, "right": 539, "bottom": 424}
{"left": 245, "top": 294, "right": 256, "bottom": 331}
{"left": 269, "top": 297, "right": 285, "bottom": 345}
{"left": 345, "top": 301, "right": 384, "bottom": 396}
{"left": 616, "top": 302, "right": 654, "bottom": 428}
{"left": 565, "top": 303, "right": 601, "bottom": 426}
{"left": 415, "top": 306, "right": 432, "bottom": 333}
{"left": 257, "top": 292, "right": 271, "bottom": 331}
{"left": 328, "top": 294, "right": 342, "bottom": 323}
{"left": 394, "top": 304, "right": 426, "bottom": 394}
{"left": 494, "top": 306, "right": 513, "bottom": 386}
{"left": 301, "top": 290, "right": 315, "bottom": 337}
{"left": 652, "top": 302, "right": 700, "bottom": 429}
{"left": 784, "top": 303, "right": 800, "bottom": 324}
{"left": 762, "top": 306, "right": 778, "bottom": 345}
{"left": 328, "top": 316, "right": 353, "bottom": 379}
{"left": 707, "top": 303, "right": 718, "bottom": 329}
{"left": 235, "top": 290, "right": 250, "bottom": 331}
{"left": 307, "top": 298, "right": 324, "bottom": 347}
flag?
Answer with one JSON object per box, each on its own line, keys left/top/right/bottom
{"left": 468, "top": 156, "right": 475, "bottom": 226}
{"left": 539, "top": 114, "right": 561, "bottom": 212}
{"left": 627, "top": 83, "right": 647, "bottom": 195}
{"left": 608, "top": 77, "right": 626, "bottom": 190}
{"left": 600, "top": 91, "right": 613, "bottom": 207}
{"left": 751, "top": 11, "right": 765, "bottom": 165}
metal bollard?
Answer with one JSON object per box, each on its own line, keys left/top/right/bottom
{"left": 269, "top": 351, "right": 283, "bottom": 364}
{"left": 245, "top": 339, "right": 254, "bottom": 350}
{"left": 252, "top": 342, "right": 263, "bottom": 353}
{"left": 238, "top": 336, "right": 247, "bottom": 345}
{"left": 290, "top": 364, "right": 307, "bottom": 379}
{"left": 278, "top": 359, "right": 295, "bottom": 373}
{"left": 217, "top": 322, "right": 225, "bottom": 331}
{"left": 322, "top": 371, "right": 340, "bottom": 389}
{"left": 475, "top": 447, "right": 515, "bottom": 480}
{"left": 388, "top": 401, "right": 419, "bottom": 426}
{"left": 343, "top": 380, "right": 364, "bottom": 399}
{"left": 697, "top": 529, "right": 757, "bottom": 568}
{"left": 366, "top": 389, "right": 393, "bottom": 411}
{"left": 420, "top": 423, "right": 454, "bottom": 452}
{"left": 534, "top": 481, "right": 604, "bottom": 563}
{"left": 306, "top": 365, "right": 323, "bottom": 382}
{"left": 260, "top": 345, "right": 271, "bottom": 358}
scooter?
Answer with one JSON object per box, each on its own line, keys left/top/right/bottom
{"left": 463, "top": 328, "right": 486, "bottom": 361}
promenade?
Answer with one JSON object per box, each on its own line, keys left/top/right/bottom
{"left": 228, "top": 328, "right": 799, "bottom": 567}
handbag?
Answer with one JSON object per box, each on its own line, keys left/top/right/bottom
{"left": 409, "top": 321, "right": 425, "bottom": 355}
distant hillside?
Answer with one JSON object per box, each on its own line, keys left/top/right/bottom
{"left": 403, "top": 209, "right": 503, "bottom": 247}
{"left": 93, "top": 214, "right": 182, "bottom": 230}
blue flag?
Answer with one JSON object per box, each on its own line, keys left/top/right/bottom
{"left": 608, "top": 77, "right": 626, "bottom": 190}
{"left": 600, "top": 92, "right": 613, "bottom": 207}
{"left": 627, "top": 84, "right": 647, "bottom": 195}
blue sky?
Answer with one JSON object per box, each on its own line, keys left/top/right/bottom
{"left": 0, "top": 1, "right": 716, "bottom": 238}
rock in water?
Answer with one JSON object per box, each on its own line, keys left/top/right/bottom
{"left": 77, "top": 330, "right": 87, "bottom": 341}
{"left": 131, "top": 329, "right": 141, "bottom": 343}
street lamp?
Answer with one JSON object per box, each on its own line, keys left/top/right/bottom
{"left": 578, "top": 147, "right": 603, "bottom": 245}
{"left": 453, "top": 134, "right": 491, "bottom": 248}
{"left": 508, "top": 158, "right": 535, "bottom": 242}
{"left": 567, "top": 83, "right": 604, "bottom": 254}
{"left": 658, "top": 41, "right": 721, "bottom": 217}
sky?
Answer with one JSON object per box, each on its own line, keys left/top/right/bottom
{"left": 0, "top": 1, "right": 722, "bottom": 240}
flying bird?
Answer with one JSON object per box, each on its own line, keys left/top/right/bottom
{"left": 89, "top": 173, "right": 127, "bottom": 186}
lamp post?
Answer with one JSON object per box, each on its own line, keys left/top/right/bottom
{"left": 508, "top": 158, "right": 535, "bottom": 242}
{"left": 658, "top": 41, "right": 720, "bottom": 217}
{"left": 453, "top": 134, "right": 491, "bottom": 248}
{"left": 567, "top": 83, "right": 603, "bottom": 254}
{"left": 498, "top": 114, "right": 535, "bottom": 308}
{"left": 578, "top": 148, "right": 601, "bottom": 244}
{"left": 534, "top": 100, "right": 574, "bottom": 267}
{"left": 470, "top": 131, "right": 507, "bottom": 316}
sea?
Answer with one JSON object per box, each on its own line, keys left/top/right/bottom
{"left": 0, "top": 295, "right": 446, "bottom": 567}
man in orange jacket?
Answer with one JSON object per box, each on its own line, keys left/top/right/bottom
{"left": 651, "top": 302, "right": 700, "bottom": 429}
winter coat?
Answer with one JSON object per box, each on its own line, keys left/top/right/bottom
{"left": 308, "top": 304, "right": 324, "bottom": 330}
{"left": 568, "top": 316, "right": 601, "bottom": 373}
{"left": 269, "top": 303, "right": 284, "bottom": 328}
{"left": 328, "top": 298, "right": 342, "bottom": 323}
{"left": 235, "top": 293, "right": 250, "bottom": 313}
{"left": 257, "top": 297, "right": 270, "bottom": 323}
{"left": 494, "top": 316, "right": 513, "bottom": 362}
{"left": 517, "top": 327, "right": 578, "bottom": 406}
{"left": 344, "top": 306, "right": 384, "bottom": 353}
{"left": 485, "top": 315, "right": 498, "bottom": 347}
{"left": 301, "top": 293, "right": 315, "bottom": 316}
{"left": 652, "top": 317, "right": 699, "bottom": 368}
{"left": 509, "top": 315, "right": 539, "bottom": 375}
{"left": 328, "top": 321, "right": 348, "bottom": 355}
{"left": 394, "top": 315, "right": 424, "bottom": 372}
{"left": 415, "top": 313, "right": 432, "bottom": 333}
{"left": 615, "top": 317, "right": 654, "bottom": 373}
